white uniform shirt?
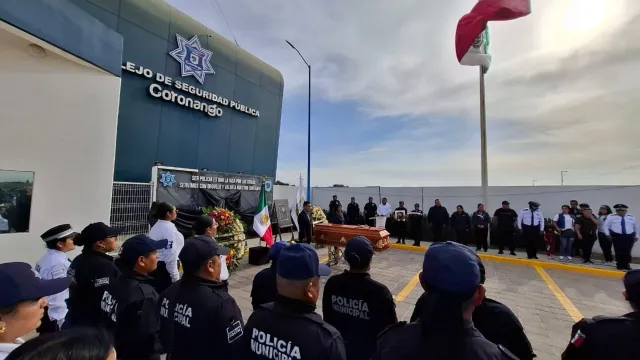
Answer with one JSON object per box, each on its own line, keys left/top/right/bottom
{"left": 603, "top": 214, "right": 640, "bottom": 236}
{"left": 377, "top": 203, "right": 392, "bottom": 216}
{"left": 552, "top": 214, "right": 575, "bottom": 231}
{"left": 0, "top": 216, "right": 8, "bottom": 232}
{"left": 598, "top": 214, "right": 608, "bottom": 232}
{"left": 518, "top": 208, "right": 544, "bottom": 231}
{"left": 0, "top": 338, "right": 24, "bottom": 360}
{"left": 35, "top": 249, "right": 70, "bottom": 326}
{"left": 149, "top": 220, "right": 184, "bottom": 282}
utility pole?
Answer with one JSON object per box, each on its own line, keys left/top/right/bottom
{"left": 561, "top": 170, "right": 568, "bottom": 186}
{"left": 532, "top": 180, "right": 537, "bottom": 186}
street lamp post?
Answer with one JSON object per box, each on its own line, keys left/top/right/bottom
{"left": 286, "top": 40, "right": 312, "bottom": 203}
{"left": 561, "top": 170, "right": 568, "bottom": 186}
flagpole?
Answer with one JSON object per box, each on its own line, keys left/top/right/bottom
{"left": 479, "top": 66, "right": 489, "bottom": 208}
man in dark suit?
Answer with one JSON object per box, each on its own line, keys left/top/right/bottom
{"left": 297, "top": 201, "right": 314, "bottom": 244}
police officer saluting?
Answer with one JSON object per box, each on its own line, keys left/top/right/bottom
{"left": 101, "top": 234, "right": 167, "bottom": 360}
{"left": 373, "top": 242, "right": 517, "bottom": 360}
{"left": 64, "top": 222, "right": 120, "bottom": 329}
{"left": 159, "top": 235, "right": 244, "bottom": 360}
{"left": 518, "top": 201, "right": 544, "bottom": 260}
{"left": 243, "top": 243, "right": 347, "bottom": 360}
{"left": 562, "top": 269, "right": 640, "bottom": 359}
{"left": 322, "top": 236, "right": 397, "bottom": 360}
{"left": 251, "top": 241, "right": 289, "bottom": 310}
{"left": 603, "top": 204, "right": 639, "bottom": 271}
{"left": 35, "top": 224, "right": 77, "bottom": 333}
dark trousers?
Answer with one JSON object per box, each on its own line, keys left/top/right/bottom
{"left": 598, "top": 232, "right": 614, "bottom": 262}
{"left": 432, "top": 225, "right": 444, "bottom": 242}
{"left": 475, "top": 227, "right": 489, "bottom": 251}
{"left": 611, "top": 232, "right": 635, "bottom": 270}
{"left": 396, "top": 222, "right": 407, "bottom": 244}
{"left": 150, "top": 261, "right": 173, "bottom": 294}
{"left": 581, "top": 233, "right": 597, "bottom": 262}
{"left": 522, "top": 226, "right": 539, "bottom": 258}
{"left": 454, "top": 229, "right": 468, "bottom": 245}
{"left": 366, "top": 217, "right": 375, "bottom": 227}
{"left": 496, "top": 230, "right": 515, "bottom": 252}
{"left": 573, "top": 236, "right": 582, "bottom": 257}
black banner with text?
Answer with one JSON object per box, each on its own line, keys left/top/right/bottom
{"left": 155, "top": 168, "right": 273, "bottom": 234}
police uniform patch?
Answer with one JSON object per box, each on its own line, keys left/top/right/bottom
{"left": 226, "top": 320, "right": 243, "bottom": 343}
{"left": 94, "top": 277, "right": 110, "bottom": 287}
{"left": 570, "top": 329, "right": 586, "bottom": 347}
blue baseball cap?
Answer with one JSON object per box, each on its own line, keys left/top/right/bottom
{"left": 624, "top": 269, "right": 640, "bottom": 303}
{"left": 345, "top": 236, "right": 374, "bottom": 266}
{"left": 0, "top": 262, "right": 71, "bottom": 308}
{"left": 422, "top": 242, "right": 481, "bottom": 299}
{"left": 270, "top": 241, "right": 288, "bottom": 261}
{"left": 120, "top": 234, "right": 168, "bottom": 263}
{"left": 277, "top": 243, "right": 331, "bottom": 280}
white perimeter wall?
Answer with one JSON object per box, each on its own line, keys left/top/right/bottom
{"left": 0, "top": 23, "right": 121, "bottom": 264}
{"left": 274, "top": 185, "right": 640, "bottom": 257}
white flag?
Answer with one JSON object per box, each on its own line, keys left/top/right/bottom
{"left": 290, "top": 175, "right": 305, "bottom": 230}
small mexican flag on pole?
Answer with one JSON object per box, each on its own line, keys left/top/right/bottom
{"left": 253, "top": 179, "right": 274, "bottom": 246}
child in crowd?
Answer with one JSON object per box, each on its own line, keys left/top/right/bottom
{"left": 544, "top": 224, "right": 558, "bottom": 260}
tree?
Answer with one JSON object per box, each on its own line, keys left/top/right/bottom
{"left": 332, "top": 184, "right": 348, "bottom": 187}
{"left": 274, "top": 180, "right": 290, "bottom": 186}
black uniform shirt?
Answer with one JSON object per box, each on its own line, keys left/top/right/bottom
{"left": 493, "top": 208, "right": 519, "bottom": 231}
{"left": 100, "top": 270, "right": 162, "bottom": 360}
{"left": 243, "top": 294, "right": 347, "bottom": 360}
{"left": 250, "top": 264, "right": 277, "bottom": 310}
{"left": 364, "top": 202, "right": 378, "bottom": 218}
{"left": 562, "top": 312, "right": 640, "bottom": 360}
{"left": 322, "top": 271, "right": 397, "bottom": 360}
{"left": 576, "top": 215, "right": 598, "bottom": 236}
{"left": 66, "top": 249, "right": 120, "bottom": 327}
{"left": 159, "top": 274, "right": 244, "bottom": 360}
{"left": 373, "top": 319, "right": 517, "bottom": 360}
{"left": 427, "top": 206, "right": 449, "bottom": 226}
{"left": 411, "top": 294, "right": 534, "bottom": 360}
{"left": 347, "top": 202, "right": 360, "bottom": 220}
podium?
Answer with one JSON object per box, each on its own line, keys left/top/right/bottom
{"left": 371, "top": 216, "right": 387, "bottom": 228}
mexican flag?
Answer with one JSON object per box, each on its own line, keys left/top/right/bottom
{"left": 253, "top": 181, "right": 274, "bottom": 246}
{"left": 455, "top": 0, "right": 531, "bottom": 70}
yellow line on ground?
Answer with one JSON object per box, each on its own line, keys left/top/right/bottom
{"left": 534, "top": 266, "right": 583, "bottom": 322}
{"left": 388, "top": 243, "right": 624, "bottom": 278}
{"left": 395, "top": 272, "right": 421, "bottom": 302}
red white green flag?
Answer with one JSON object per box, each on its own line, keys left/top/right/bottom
{"left": 253, "top": 181, "right": 274, "bottom": 246}
{"left": 455, "top": 0, "right": 532, "bottom": 70}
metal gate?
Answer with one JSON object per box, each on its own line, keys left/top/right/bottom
{"left": 110, "top": 181, "right": 154, "bottom": 247}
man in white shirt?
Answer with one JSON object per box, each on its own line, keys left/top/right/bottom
{"left": 377, "top": 198, "right": 392, "bottom": 217}
{"left": 603, "top": 204, "right": 640, "bottom": 271}
{"left": 518, "top": 201, "right": 545, "bottom": 260}
{"left": 553, "top": 205, "right": 576, "bottom": 262}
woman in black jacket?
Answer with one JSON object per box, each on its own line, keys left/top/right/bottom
{"left": 450, "top": 205, "right": 471, "bottom": 245}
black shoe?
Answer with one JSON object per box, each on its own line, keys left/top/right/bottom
{"left": 533, "top": 256, "right": 539, "bottom": 260}
{"left": 413, "top": 243, "right": 420, "bottom": 247}
{"left": 484, "top": 249, "right": 488, "bottom": 252}
{"left": 498, "top": 250, "right": 504, "bottom": 254}
{"left": 527, "top": 257, "right": 533, "bottom": 259}
{"left": 396, "top": 240, "right": 401, "bottom": 244}
{"left": 510, "top": 251, "right": 516, "bottom": 256}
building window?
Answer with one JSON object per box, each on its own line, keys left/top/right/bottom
{"left": 0, "top": 170, "right": 34, "bottom": 234}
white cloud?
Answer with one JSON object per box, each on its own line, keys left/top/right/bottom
{"left": 170, "top": 0, "right": 640, "bottom": 186}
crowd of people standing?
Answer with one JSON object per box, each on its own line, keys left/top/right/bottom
{"left": 324, "top": 195, "right": 639, "bottom": 271}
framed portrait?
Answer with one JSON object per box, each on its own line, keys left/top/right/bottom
{"left": 394, "top": 210, "right": 406, "bottom": 221}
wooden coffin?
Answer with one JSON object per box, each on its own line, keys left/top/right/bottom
{"left": 313, "top": 224, "right": 390, "bottom": 252}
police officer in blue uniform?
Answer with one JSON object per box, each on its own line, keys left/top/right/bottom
{"left": 603, "top": 204, "right": 639, "bottom": 271}
{"left": 159, "top": 235, "right": 243, "bottom": 360}
{"left": 411, "top": 259, "right": 535, "bottom": 360}
{"left": 242, "top": 243, "right": 347, "bottom": 360}
{"left": 373, "top": 242, "right": 517, "bottom": 360}
{"left": 518, "top": 201, "right": 544, "bottom": 259}
{"left": 322, "top": 237, "right": 397, "bottom": 360}
{"left": 562, "top": 269, "right": 640, "bottom": 360}
{"left": 100, "top": 234, "right": 167, "bottom": 360}
{"left": 64, "top": 222, "right": 120, "bottom": 329}
{"left": 251, "top": 241, "right": 288, "bottom": 310}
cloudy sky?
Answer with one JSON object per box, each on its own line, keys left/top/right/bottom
{"left": 169, "top": 0, "right": 640, "bottom": 187}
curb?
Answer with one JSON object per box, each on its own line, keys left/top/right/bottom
{"left": 389, "top": 243, "right": 624, "bottom": 278}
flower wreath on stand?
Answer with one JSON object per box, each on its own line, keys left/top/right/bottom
{"left": 202, "top": 207, "right": 246, "bottom": 273}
